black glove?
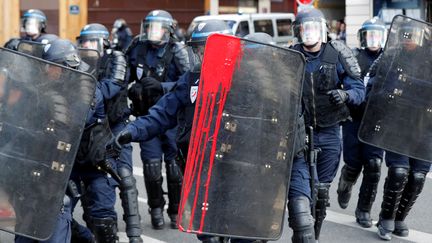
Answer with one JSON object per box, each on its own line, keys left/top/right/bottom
{"left": 141, "top": 77, "right": 163, "bottom": 95}
{"left": 327, "top": 89, "right": 349, "bottom": 105}
{"left": 105, "top": 130, "right": 132, "bottom": 159}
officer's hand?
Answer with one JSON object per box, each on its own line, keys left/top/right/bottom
{"left": 105, "top": 130, "right": 132, "bottom": 159}
{"left": 141, "top": 77, "right": 162, "bottom": 95}
{"left": 327, "top": 89, "right": 349, "bottom": 105}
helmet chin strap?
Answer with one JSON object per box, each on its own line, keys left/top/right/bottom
{"left": 304, "top": 41, "right": 319, "bottom": 49}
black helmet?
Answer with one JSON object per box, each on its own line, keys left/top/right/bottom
{"left": 244, "top": 32, "right": 275, "bottom": 45}
{"left": 358, "top": 17, "right": 387, "bottom": 49}
{"left": 77, "top": 23, "right": 110, "bottom": 53}
{"left": 293, "top": 8, "right": 327, "bottom": 46}
{"left": 42, "top": 39, "right": 81, "bottom": 68}
{"left": 139, "top": 10, "right": 174, "bottom": 45}
{"left": 21, "top": 9, "right": 47, "bottom": 36}
{"left": 188, "top": 19, "right": 232, "bottom": 47}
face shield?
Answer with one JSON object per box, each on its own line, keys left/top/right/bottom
{"left": 140, "top": 20, "right": 170, "bottom": 45}
{"left": 22, "top": 18, "right": 41, "bottom": 37}
{"left": 363, "top": 29, "right": 386, "bottom": 49}
{"left": 77, "top": 38, "right": 104, "bottom": 54}
{"left": 299, "top": 20, "right": 327, "bottom": 46}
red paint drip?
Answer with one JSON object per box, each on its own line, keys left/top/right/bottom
{"left": 178, "top": 34, "right": 242, "bottom": 233}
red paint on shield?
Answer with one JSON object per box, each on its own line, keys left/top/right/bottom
{"left": 178, "top": 34, "right": 242, "bottom": 232}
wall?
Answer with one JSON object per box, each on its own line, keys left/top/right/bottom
{"left": 88, "top": 0, "right": 205, "bottom": 35}
{"left": 345, "top": 0, "right": 372, "bottom": 47}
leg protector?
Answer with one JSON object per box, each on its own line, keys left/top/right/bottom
{"left": 337, "top": 165, "right": 361, "bottom": 209}
{"left": 288, "top": 196, "right": 315, "bottom": 243}
{"left": 143, "top": 159, "right": 165, "bottom": 208}
{"left": 379, "top": 167, "right": 409, "bottom": 221}
{"left": 165, "top": 159, "right": 183, "bottom": 229}
{"left": 394, "top": 171, "right": 426, "bottom": 237}
{"left": 118, "top": 167, "right": 143, "bottom": 242}
{"left": 87, "top": 217, "right": 118, "bottom": 243}
{"left": 356, "top": 158, "right": 382, "bottom": 228}
{"left": 314, "top": 183, "right": 330, "bottom": 241}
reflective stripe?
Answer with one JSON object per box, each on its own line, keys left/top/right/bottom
{"left": 23, "top": 13, "right": 46, "bottom": 21}
{"left": 191, "top": 30, "right": 232, "bottom": 38}
{"left": 80, "top": 30, "right": 109, "bottom": 36}
{"left": 145, "top": 16, "right": 172, "bottom": 22}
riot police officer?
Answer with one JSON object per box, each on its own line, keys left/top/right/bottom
{"left": 4, "top": 9, "right": 58, "bottom": 50}
{"left": 14, "top": 39, "right": 100, "bottom": 243}
{"left": 125, "top": 9, "right": 190, "bottom": 229}
{"left": 291, "top": 8, "right": 365, "bottom": 240}
{"left": 108, "top": 20, "right": 315, "bottom": 243}
{"left": 76, "top": 23, "right": 142, "bottom": 242}
{"left": 336, "top": 17, "right": 387, "bottom": 228}
{"left": 368, "top": 20, "right": 432, "bottom": 241}
{"left": 111, "top": 18, "right": 133, "bottom": 52}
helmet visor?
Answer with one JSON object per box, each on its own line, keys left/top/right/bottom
{"left": 300, "top": 21, "right": 325, "bottom": 46}
{"left": 77, "top": 38, "right": 103, "bottom": 53}
{"left": 22, "top": 18, "right": 41, "bottom": 36}
{"left": 365, "top": 29, "right": 385, "bottom": 48}
{"left": 140, "top": 21, "right": 169, "bottom": 44}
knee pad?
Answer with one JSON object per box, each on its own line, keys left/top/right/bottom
{"left": 118, "top": 167, "right": 136, "bottom": 189}
{"left": 365, "top": 158, "right": 382, "bottom": 173}
{"left": 386, "top": 167, "right": 409, "bottom": 189}
{"left": 288, "top": 196, "right": 314, "bottom": 231}
{"left": 144, "top": 159, "right": 162, "bottom": 181}
{"left": 165, "top": 160, "right": 183, "bottom": 183}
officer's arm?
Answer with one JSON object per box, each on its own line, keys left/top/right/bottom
{"left": 161, "top": 42, "right": 191, "bottom": 90}
{"left": 125, "top": 72, "right": 190, "bottom": 141}
{"left": 99, "top": 51, "right": 127, "bottom": 99}
{"left": 332, "top": 42, "right": 365, "bottom": 105}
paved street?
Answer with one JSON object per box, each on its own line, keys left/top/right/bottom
{"left": 1, "top": 143, "right": 432, "bottom": 242}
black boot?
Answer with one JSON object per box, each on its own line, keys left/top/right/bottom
{"left": 118, "top": 167, "right": 143, "bottom": 243}
{"left": 314, "top": 183, "right": 330, "bottom": 241}
{"left": 165, "top": 159, "right": 183, "bottom": 229}
{"left": 87, "top": 217, "right": 118, "bottom": 243}
{"left": 393, "top": 171, "right": 426, "bottom": 237}
{"left": 377, "top": 167, "right": 408, "bottom": 241}
{"left": 149, "top": 207, "right": 165, "bottom": 229}
{"left": 143, "top": 159, "right": 165, "bottom": 229}
{"left": 356, "top": 158, "right": 382, "bottom": 228}
{"left": 288, "top": 196, "right": 315, "bottom": 243}
{"left": 337, "top": 165, "right": 361, "bottom": 209}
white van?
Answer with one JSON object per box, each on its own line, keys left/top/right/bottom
{"left": 187, "top": 13, "right": 296, "bottom": 45}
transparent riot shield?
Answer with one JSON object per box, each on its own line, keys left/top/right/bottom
{"left": 0, "top": 47, "right": 96, "bottom": 239}
{"left": 78, "top": 48, "right": 100, "bottom": 77}
{"left": 358, "top": 15, "right": 432, "bottom": 162}
{"left": 178, "top": 34, "right": 305, "bottom": 240}
{"left": 17, "top": 40, "right": 45, "bottom": 58}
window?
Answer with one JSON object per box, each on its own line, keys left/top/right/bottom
{"left": 253, "top": 20, "right": 274, "bottom": 36}
{"left": 276, "top": 19, "right": 293, "bottom": 36}
{"left": 235, "top": 21, "right": 250, "bottom": 37}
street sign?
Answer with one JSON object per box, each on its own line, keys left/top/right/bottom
{"left": 297, "top": 0, "right": 314, "bottom": 5}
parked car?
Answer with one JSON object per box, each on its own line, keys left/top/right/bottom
{"left": 187, "top": 13, "right": 296, "bottom": 45}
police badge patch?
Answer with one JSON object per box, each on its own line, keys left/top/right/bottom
{"left": 136, "top": 65, "right": 143, "bottom": 80}
{"left": 190, "top": 85, "right": 198, "bottom": 103}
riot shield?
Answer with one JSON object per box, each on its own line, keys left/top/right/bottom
{"left": 78, "top": 48, "right": 100, "bottom": 77}
{"left": 0, "top": 47, "right": 96, "bottom": 239}
{"left": 358, "top": 15, "right": 432, "bottom": 162}
{"left": 178, "top": 34, "right": 305, "bottom": 240}
{"left": 17, "top": 40, "right": 45, "bottom": 58}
